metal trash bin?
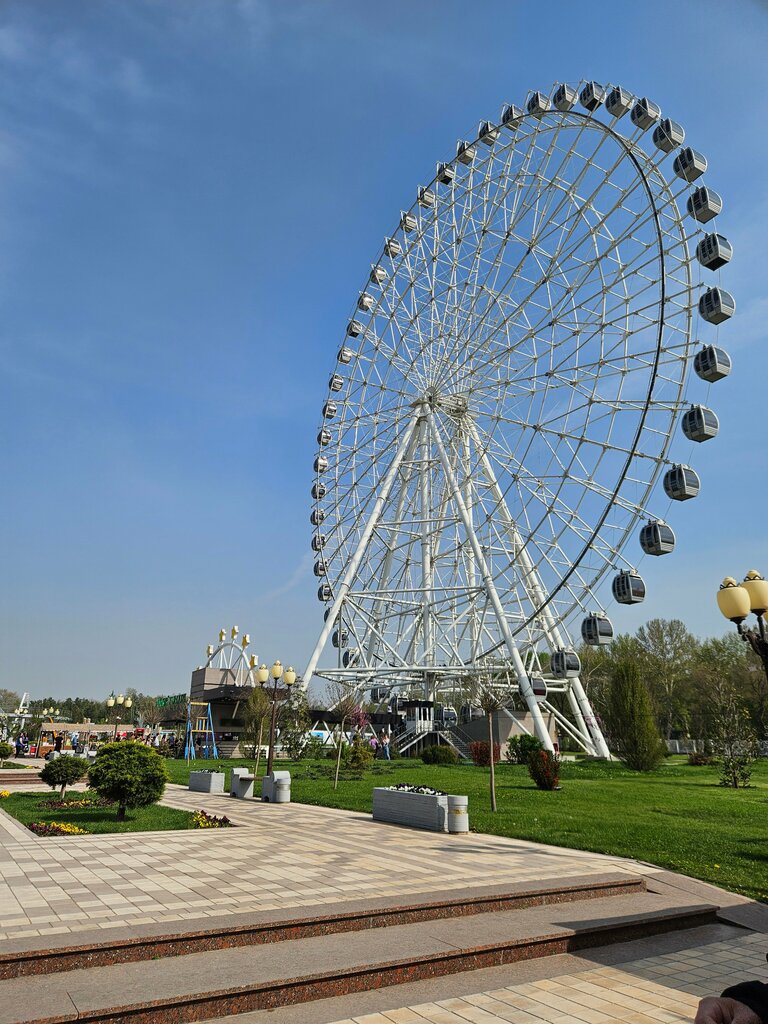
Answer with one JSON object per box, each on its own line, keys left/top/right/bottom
{"left": 262, "top": 770, "right": 291, "bottom": 803}
{"left": 447, "top": 794, "right": 469, "bottom": 834}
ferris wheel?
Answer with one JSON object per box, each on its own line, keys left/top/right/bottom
{"left": 303, "top": 79, "right": 734, "bottom": 755}
{"left": 204, "top": 626, "right": 258, "bottom": 687}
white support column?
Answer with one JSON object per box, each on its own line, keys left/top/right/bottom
{"left": 463, "top": 429, "right": 479, "bottom": 662}
{"left": 425, "top": 406, "right": 554, "bottom": 752}
{"left": 418, "top": 417, "right": 434, "bottom": 673}
{"left": 303, "top": 411, "right": 422, "bottom": 691}
{"left": 467, "top": 420, "right": 609, "bottom": 758}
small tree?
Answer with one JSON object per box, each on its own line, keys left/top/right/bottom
{"left": 329, "top": 688, "right": 364, "bottom": 790}
{"left": 40, "top": 755, "right": 89, "bottom": 798}
{"left": 463, "top": 670, "right": 505, "bottom": 812}
{"left": 0, "top": 741, "right": 12, "bottom": 768}
{"left": 88, "top": 741, "right": 167, "bottom": 820}
{"left": 277, "top": 689, "right": 312, "bottom": 760}
{"left": 711, "top": 682, "right": 758, "bottom": 788}
{"left": 605, "top": 657, "right": 666, "bottom": 771}
{"left": 241, "top": 686, "right": 272, "bottom": 776}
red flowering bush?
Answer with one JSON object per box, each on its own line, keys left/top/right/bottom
{"left": 468, "top": 741, "right": 501, "bottom": 767}
{"left": 527, "top": 750, "right": 561, "bottom": 790}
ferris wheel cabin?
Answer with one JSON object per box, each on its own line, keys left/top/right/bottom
{"left": 343, "top": 648, "right": 360, "bottom": 668}
{"left": 400, "top": 211, "right": 417, "bottom": 232}
{"left": 687, "top": 186, "right": 723, "bottom": 223}
{"left": 347, "top": 319, "right": 363, "bottom": 337}
{"left": 551, "top": 649, "right": 582, "bottom": 679}
{"left": 370, "top": 265, "right": 386, "bottom": 285}
{"left": 579, "top": 81, "right": 605, "bottom": 111}
{"left": 311, "top": 483, "right": 326, "bottom": 500}
{"left": 329, "top": 374, "right": 344, "bottom": 392}
{"left": 311, "top": 508, "right": 326, "bottom": 526}
{"left": 612, "top": 571, "right": 646, "bottom": 605}
{"left": 314, "top": 455, "right": 329, "bottom": 473}
{"left": 332, "top": 630, "right": 348, "bottom": 649}
{"left": 384, "top": 237, "right": 402, "bottom": 257}
{"left": 317, "top": 428, "right": 331, "bottom": 446}
{"left": 663, "top": 464, "right": 701, "bottom": 501}
{"left": 631, "top": 97, "right": 662, "bottom": 130}
{"left": 322, "top": 401, "right": 337, "bottom": 419}
{"left": 500, "top": 103, "right": 523, "bottom": 129}
{"left": 313, "top": 560, "right": 327, "bottom": 578}
{"left": 436, "top": 162, "right": 455, "bottom": 185}
{"left": 417, "top": 186, "right": 436, "bottom": 207}
{"left": 673, "top": 147, "right": 708, "bottom": 182}
{"left": 582, "top": 615, "right": 614, "bottom": 646}
{"left": 478, "top": 121, "right": 500, "bottom": 145}
{"left": 682, "top": 405, "right": 719, "bottom": 443}
{"left": 696, "top": 233, "right": 733, "bottom": 271}
{"left": 337, "top": 346, "right": 353, "bottom": 364}
{"left": 653, "top": 118, "right": 685, "bottom": 153}
{"left": 317, "top": 583, "right": 333, "bottom": 602}
{"left": 694, "top": 344, "right": 732, "bottom": 383}
{"left": 311, "top": 534, "right": 326, "bottom": 552}
{"left": 639, "top": 521, "right": 676, "bottom": 556}
{"left": 526, "top": 91, "right": 550, "bottom": 118}
{"left": 605, "top": 86, "right": 633, "bottom": 118}
{"left": 553, "top": 83, "right": 577, "bottom": 111}
{"left": 456, "top": 140, "right": 477, "bottom": 165}
{"left": 699, "top": 287, "right": 735, "bottom": 324}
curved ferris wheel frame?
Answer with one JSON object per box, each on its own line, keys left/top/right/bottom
{"left": 302, "top": 79, "right": 734, "bottom": 756}
{"left": 204, "top": 627, "right": 258, "bottom": 688}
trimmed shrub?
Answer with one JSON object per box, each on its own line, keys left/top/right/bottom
{"left": 348, "top": 735, "right": 374, "bottom": 770}
{"left": 527, "top": 750, "right": 561, "bottom": 790}
{"left": 0, "top": 741, "right": 13, "bottom": 768}
{"left": 421, "top": 744, "right": 459, "bottom": 765}
{"left": 469, "top": 740, "right": 501, "bottom": 767}
{"left": 605, "top": 658, "right": 666, "bottom": 771}
{"left": 687, "top": 751, "right": 714, "bottom": 766}
{"left": 88, "top": 741, "right": 167, "bottom": 820}
{"left": 39, "top": 755, "right": 89, "bottom": 797}
{"left": 506, "top": 734, "right": 544, "bottom": 764}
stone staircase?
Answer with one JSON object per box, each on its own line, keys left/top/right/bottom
{"left": 0, "top": 873, "right": 721, "bottom": 1024}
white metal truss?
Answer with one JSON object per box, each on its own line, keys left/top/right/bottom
{"left": 205, "top": 626, "right": 257, "bottom": 688}
{"left": 303, "top": 78, "right": 733, "bottom": 756}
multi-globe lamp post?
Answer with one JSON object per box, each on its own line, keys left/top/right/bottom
{"left": 106, "top": 692, "right": 133, "bottom": 739}
{"left": 716, "top": 570, "right": 768, "bottom": 681}
{"left": 257, "top": 661, "right": 297, "bottom": 775}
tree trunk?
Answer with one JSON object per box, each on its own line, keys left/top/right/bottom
{"left": 117, "top": 803, "right": 127, "bottom": 821}
{"left": 60, "top": 784, "right": 66, "bottom": 798}
{"left": 255, "top": 720, "right": 264, "bottom": 777}
{"left": 334, "top": 718, "right": 346, "bottom": 791}
{"left": 488, "top": 710, "right": 497, "bottom": 812}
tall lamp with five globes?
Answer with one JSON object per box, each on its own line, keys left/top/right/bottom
{"left": 716, "top": 570, "right": 768, "bottom": 682}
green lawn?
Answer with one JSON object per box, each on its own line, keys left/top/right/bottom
{"left": 165, "top": 755, "right": 768, "bottom": 903}
{"left": 0, "top": 761, "right": 38, "bottom": 769}
{"left": 2, "top": 792, "right": 195, "bottom": 834}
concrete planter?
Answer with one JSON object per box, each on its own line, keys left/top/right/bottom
{"left": 372, "top": 788, "right": 450, "bottom": 832}
{"left": 189, "top": 771, "right": 225, "bottom": 795}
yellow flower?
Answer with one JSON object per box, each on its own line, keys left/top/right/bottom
{"left": 714, "top": 864, "right": 721, "bottom": 869}
{"left": 0, "top": 790, "right": 10, "bottom": 799}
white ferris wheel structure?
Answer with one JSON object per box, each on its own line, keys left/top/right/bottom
{"left": 302, "top": 79, "right": 735, "bottom": 756}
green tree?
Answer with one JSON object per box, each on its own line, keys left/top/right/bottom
{"left": 0, "top": 690, "right": 21, "bottom": 713}
{"left": 277, "top": 689, "right": 311, "bottom": 760}
{"left": 0, "top": 741, "right": 13, "bottom": 768}
{"left": 635, "top": 618, "right": 698, "bottom": 739}
{"left": 707, "top": 677, "right": 758, "bottom": 788}
{"left": 605, "top": 656, "right": 666, "bottom": 771}
{"left": 241, "top": 686, "right": 272, "bottom": 775}
{"left": 325, "top": 685, "right": 359, "bottom": 791}
{"left": 88, "top": 741, "right": 167, "bottom": 820}
{"left": 40, "top": 756, "right": 89, "bottom": 797}
{"left": 463, "top": 669, "right": 506, "bottom": 812}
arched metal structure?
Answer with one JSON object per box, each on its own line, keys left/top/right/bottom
{"left": 204, "top": 626, "right": 258, "bottom": 688}
{"left": 303, "top": 79, "right": 734, "bottom": 755}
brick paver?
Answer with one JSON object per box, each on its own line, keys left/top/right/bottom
{"left": 0, "top": 781, "right": 657, "bottom": 942}
{"left": 328, "top": 932, "right": 768, "bottom": 1024}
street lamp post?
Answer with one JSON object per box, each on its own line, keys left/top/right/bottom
{"left": 716, "top": 570, "right": 768, "bottom": 682}
{"left": 263, "top": 661, "right": 296, "bottom": 776}
{"left": 106, "top": 693, "right": 133, "bottom": 740}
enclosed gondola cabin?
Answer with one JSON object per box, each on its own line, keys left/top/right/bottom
{"left": 579, "top": 81, "right": 605, "bottom": 111}
{"left": 699, "top": 287, "right": 735, "bottom": 324}
{"left": 694, "top": 344, "right": 731, "bottom": 383}
{"left": 337, "top": 346, "right": 353, "bottom": 365}
{"left": 640, "top": 521, "right": 675, "bottom": 557}
{"left": 329, "top": 374, "right": 344, "bottom": 392}
{"left": 370, "top": 265, "right": 386, "bottom": 285}
{"left": 673, "top": 147, "right": 707, "bottom": 182}
{"left": 314, "top": 455, "right": 329, "bottom": 473}
{"left": 332, "top": 630, "right": 348, "bottom": 649}
{"left": 478, "top": 120, "right": 500, "bottom": 145}
{"left": 500, "top": 103, "right": 523, "bottom": 129}
{"left": 653, "top": 118, "right": 685, "bottom": 153}
{"left": 311, "top": 508, "right": 326, "bottom": 526}
{"left": 317, "top": 428, "right": 332, "bottom": 447}
{"left": 696, "top": 233, "right": 733, "bottom": 271}
{"left": 630, "top": 97, "right": 661, "bottom": 130}
{"left": 313, "top": 560, "right": 327, "bottom": 578}
{"left": 384, "top": 237, "right": 402, "bottom": 257}
{"left": 436, "top": 162, "right": 455, "bottom": 185}
{"left": 322, "top": 401, "right": 337, "bottom": 419}
{"left": 417, "top": 186, "right": 436, "bottom": 208}
{"left": 347, "top": 319, "right": 363, "bottom": 337}
{"left": 605, "top": 86, "right": 632, "bottom": 118}
{"left": 687, "top": 186, "right": 723, "bottom": 224}
{"left": 612, "top": 571, "right": 646, "bottom": 605}
{"left": 553, "top": 83, "right": 577, "bottom": 111}
{"left": 582, "top": 615, "right": 614, "bottom": 646}
{"left": 317, "top": 583, "right": 332, "bottom": 602}
{"left": 311, "top": 483, "right": 326, "bottom": 500}
{"left": 456, "top": 140, "right": 476, "bottom": 165}
{"left": 357, "top": 292, "right": 374, "bottom": 311}
{"left": 663, "top": 464, "right": 700, "bottom": 502}
{"left": 530, "top": 676, "right": 547, "bottom": 700}
{"left": 311, "top": 534, "right": 326, "bottom": 552}
{"left": 400, "top": 212, "right": 417, "bottom": 233}
{"left": 682, "top": 405, "right": 719, "bottom": 443}
{"left": 551, "top": 649, "right": 581, "bottom": 679}
{"left": 342, "top": 648, "right": 360, "bottom": 668}
{"left": 526, "top": 92, "right": 550, "bottom": 118}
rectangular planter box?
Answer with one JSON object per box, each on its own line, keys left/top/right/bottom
{"left": 372, "top": 788, "right": 449, "bottom": 832}
{"left": 189, "top": 771, "right": 225, "bottom": 795}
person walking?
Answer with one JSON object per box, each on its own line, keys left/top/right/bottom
{"left": 380, "top": 731, "right": 391, "bottom": 761}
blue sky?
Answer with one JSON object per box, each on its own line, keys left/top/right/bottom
{"left": 1, "top": 0, "right": 766, "bottom": 701}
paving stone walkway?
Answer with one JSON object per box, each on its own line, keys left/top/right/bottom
{"left": 326, "top": 932, "right": 768, "bottom": 1024}
{"left": 0, "top": 781, "right": 658, "bottom": 942}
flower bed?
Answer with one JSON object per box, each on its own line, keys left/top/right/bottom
{"left": 192, "top": 810, "right": 234, "bottom": 829}
{"left": 28, "top": 821, "right": 88, "bottom": 836}
{"left": 0, "top": 790, "right": 9, "bottom": 800}
{"left": 40, "top": 797, "right": 113, "bottom": 810}
{"left": 386, "top": 783, "right": 446, "bottom": 796}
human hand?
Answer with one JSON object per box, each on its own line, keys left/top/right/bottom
{"left": 695, "top": 997, "right": 762, "bottom": 1024}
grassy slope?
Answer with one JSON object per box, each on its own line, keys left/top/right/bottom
{"left": 166, "top": 756, "right": 768, "bottom": 902}
{"left": 2, "top": 792, "right": 195, "bottom": 834}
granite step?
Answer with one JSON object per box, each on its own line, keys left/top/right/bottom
{"left": 0, "top": 892, "right": 718, "bottom": 1024}
{"left": 0, "top": 873, "right": 644, "bottom": 979}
